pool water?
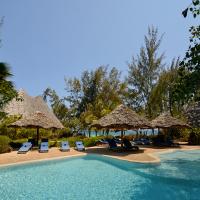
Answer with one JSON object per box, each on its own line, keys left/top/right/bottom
{"left": 0, "top": 150, "right": 200, "bottom": 200}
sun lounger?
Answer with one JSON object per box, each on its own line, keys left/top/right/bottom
{"left": 28, "top": 138, "right": 36, "bottom": 147}
{"left": 133, "top": 138, "right": 151, "bottom": 145}
{"left": 60, "top": 141, "right": 70, "bottom": 151}
{"left": 39, "top": 142, "right": 49, "bottom": 153}
{"left": 75, "top": 141, "right": 85, "bottom": 151}
{"left": 18, "top": 142, "right": 32, "bottom": 154}
{"left": 97, "top": 139, "right": 109, "bottom": 144}
{"left": 122, "top": 138, "right": 139, "bottom": 151}
{"left": 106, "top": 139, "right": 122, "bottom": 151}
{"left": 113, "top": 137, "right": 122, "bottom": 144}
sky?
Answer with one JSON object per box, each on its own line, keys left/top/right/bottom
{"left": 0, "top": 0, "right": 197, "bottom": 98}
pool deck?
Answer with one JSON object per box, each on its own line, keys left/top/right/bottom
{"left": 0, "top": 145, "right": 200, "bottom": 167}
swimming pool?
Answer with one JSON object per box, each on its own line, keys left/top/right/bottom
{"left": 0, "top": 150, "right": 200, "bottom": 200}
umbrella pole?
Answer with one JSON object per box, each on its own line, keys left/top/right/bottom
{"left": 36, "top": 127, "right": 39, "bottom": 146}
{"left": 121, "top": 130, "right": 123, "bottom": 147}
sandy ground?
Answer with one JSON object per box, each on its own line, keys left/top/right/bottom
{"left": 0, "top": 145, "right": 200, "bottom": 167}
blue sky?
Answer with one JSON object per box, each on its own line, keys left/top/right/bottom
{"left": 0, "top": 0, "right": 196, "bottom": 98}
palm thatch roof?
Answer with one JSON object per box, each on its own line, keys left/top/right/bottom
{"left": 185, "top": 101, "right": 200, "bottom": 128}
{"left": 10, "top": 111, "right": 61, "bottom": 129}
{"left": 151, "top": 112, "right": 190, "bottom": 128}
{"left": 4, "top": 89, "right": 64, "bottom": 129}
{"left": 91, "top": 104, "right": 151, "bottom": 130}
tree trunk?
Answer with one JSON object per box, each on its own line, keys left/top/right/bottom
{"left": 88, "top": 129, "right": 91, "bottom": 137}
{"left": 152, "top": 128, "right": 154, "bottom": 136}
{"left": 121, "top": 130, "right": 123, "bottom": 147}
{"left": 168, "top": 88, "right": 173, "bottom": 116}
{"left": 106, "top": 129, "right": 109, "bottom": 136}
{"left": 36, "top": 127, "right": 39, "bottom": 146}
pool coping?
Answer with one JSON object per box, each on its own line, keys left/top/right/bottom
{"left": 103, "top": 153, "right": 161, "bottom": 164}
{"left": 0, "top": 153, "right": 86, "bottom": 168}
{"left": 0, "top": 147, "right": 200, "bottom": 168}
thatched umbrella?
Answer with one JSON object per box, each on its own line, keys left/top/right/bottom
{"left": 4, "top": 89, "right": 64, "bottom": 145}
{"left": 4, "top": 89, "right": 63, "bottom": 128}
{"left": 185, "top": 101, "right": 200, "bottom": 128}
{"left": 9, "top": 111, "right": 64, "bottom": 145}
{"left": 91, "top": 104, "right": 151, "bottom": 146}
{"left": 151, "top": 112, "right": 190, "bottom": 129}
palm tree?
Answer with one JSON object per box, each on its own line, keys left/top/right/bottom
{"left": 0, "top": 62, "right": 17, "bottom": 115}
{"left": 0, "top": 62, "right": 12, "bottom": 80}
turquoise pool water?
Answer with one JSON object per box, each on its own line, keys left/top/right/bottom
{"left": 0, "top": 150, "right": 200, "bottom": 200}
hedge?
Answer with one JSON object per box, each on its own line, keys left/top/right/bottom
{"left": 0, "top": 136, "right": 11, "bottom": 153}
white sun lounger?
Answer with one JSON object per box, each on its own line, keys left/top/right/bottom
{"left": 75, "top": 141, "right": 85, "bottom": 151}
{"left": 39, "top": 142, "right": 49, "bottom": 153}
{"left": 18, "top": 142, "right": 32, "bottom": 154}
{"left": 60, "top": 141, "right": 70, "bottom": 151}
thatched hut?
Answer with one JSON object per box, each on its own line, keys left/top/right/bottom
{"left": 91, "top": 104, "right": 151, "bottom": 146}
{"left": 4, "top": 89, "right": 63, "bottom": 128}
{"left": 4, "top": 89, "right": 64, "bottom": 144}
{"left": 151, "top": 112, "right": 190, "bottom": 129}
{"left": 10, "top": 111, "right": 62, "bottom": 144}
{"left": 10, "top": 111, "right": 61, "bottom": 129}
{"left": 185, "top": 101, "right": 200, "bottom": 128}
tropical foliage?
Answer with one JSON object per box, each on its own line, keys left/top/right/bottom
{"left": 0, "top": 21, "right": 18, "bottom": 118}
{"left": 174, "top": 0, "right": 200, "bottom": 104}
{"left": 1, "top": 2, "right": 200, "bottom": 146}
{"left": 127, "top": 26, "right": 165, "bottom": 117}
{"left": 44, "top": 66, "right": 127, "bottom": 134}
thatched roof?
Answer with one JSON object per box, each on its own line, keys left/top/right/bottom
{"left": 185, "top": 101, "right": 200, "bottom": 128}
{"left": 4, "top": 89, "right": 64, "bottom": 129}
{"left": 10, "top": 111, "right": 62, "bottom": 129}
{"left": 151, "top": 112, "right": 190, "bottom": 128}
{"left": 91, "top": 104, "right": 151, "bottom": 130}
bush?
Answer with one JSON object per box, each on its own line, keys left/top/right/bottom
{"left": 152, "top": 134, "right": 166, "bottom": 145}
{"left": 10, "top": 138, "right": 28, "bottom": 150}
{"left": 188, "top": 130, "right": 200, "bottom": 145}
{"left": 0, "top": 136, "right": 11, "bottom": 153}
{"left": 123, "top": 134, "right": 135, "bottom": 141}
{"left": 49, "top": 140, "right": 58, "bottom": 147}
{"left": 56, "top": 128, "right": 72, "bottom": 138}
{"left": 64, "top": 136, "right": 86, "bottom": 147}
{"left": 83, "top": 137, "right": 97, "bottom": 147}
{"left": 58, "top": 136, "right": 107, "bottom": 147}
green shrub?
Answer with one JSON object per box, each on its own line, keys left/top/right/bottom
{"left": 0, "top": 135, "right": 11, "bottom": 153}
{"left": 58, "top": 136, "right": 106, "bottom": 147}
{"left": 66, "top": 136, "right": 85, "bottom": 147}
{"left": 124, "top": 134, "right": 135, "bottom": 141}
{"left": 10, "top": 138, "right": 28, "bottom": 150}
{"left": 56, "top": 128, "right": 72, "bottom": 138}
{"left": 83, "top": 137, "right": 97, "bottom": 147}
{"left": 188, "top": 129, "right": 200, "bottom": 145}
{"left": 179, "top": 129, "right": 190, "bottom": 142}
{"left": 49, "top": 140, "right": 58, "bottom": 147}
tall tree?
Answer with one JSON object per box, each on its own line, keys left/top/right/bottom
{"left": 127, "top": 26, "right": 165, "bottom": 117}
{"left": 175, "top": 1, "right": 200, "bottom": 103}
{"left": 148, "top": 58, "right": 180, "bottom": 118}
{"left": 65, "top": 66, "right": 127, "bottom": 131}
{"left": 0, "top": 63, "right": 17, "bottom": 112}
{"left": 43, "top": 87, "right": 68, "bottom": 124}
{"left": 0, "top": 20, "right": 17, "bottom": 117}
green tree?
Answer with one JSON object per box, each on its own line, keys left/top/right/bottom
{"left": 65, "top": 66, "right": 127, "bottom": 131}
{"left": 0, "top": 20, "right": 18, "bottom": 118}
{"left": 148, "top": 58, "right": 180, "bottom": 118}
{"left": 175, "top": 1, "right": 200, "bottom": 103}
{"left": 43, "top": 87, "right": 68, "bottom": 125}
{"left": 127, "top": 26, "right": 165, "bottom": 117}
{"left": 0, "top": 63, "right": 18, "bottom": 118}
